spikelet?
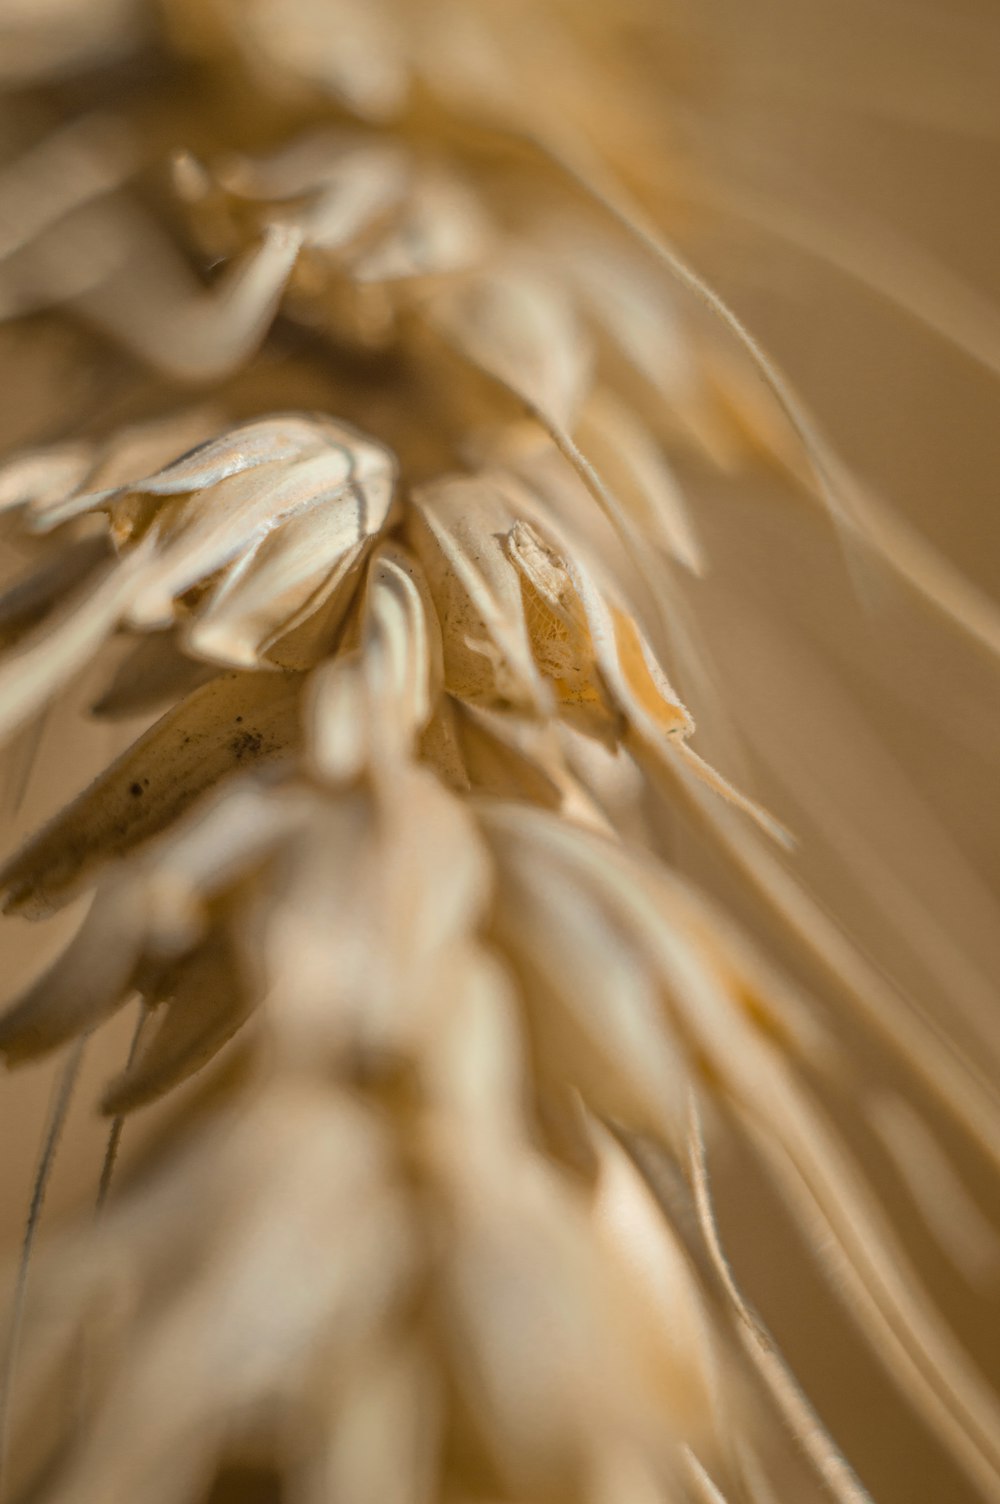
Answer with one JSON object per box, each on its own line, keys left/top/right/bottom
{"left": 0, "top": 4, "right": 998, "bottom": 1504}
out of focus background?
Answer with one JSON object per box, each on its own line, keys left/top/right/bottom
{"left": 677, "top": 4, "right": 1000, "bottom": 1499}
{"left": 0, "top": 3, "right": 997, "bottom": 1501}
{"left": 695, "top": 0, "right": 1000, "bottom": 601}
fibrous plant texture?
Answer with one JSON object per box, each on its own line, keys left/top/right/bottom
{"left": 0, "top": 3, "right": 998, "bottom": 1503}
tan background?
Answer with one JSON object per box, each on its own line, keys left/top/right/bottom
{"left": 0, "top": 3, "right": 998, "bottom": 1501}
{"left": 677, "top": 5, "right": 1000, "bottom": 1500}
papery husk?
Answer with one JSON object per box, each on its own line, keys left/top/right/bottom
{"left": 0, "top": 3, "right": 998, "bottom": 1504}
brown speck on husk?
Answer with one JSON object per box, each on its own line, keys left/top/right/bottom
{"left": 0, "top": 3, "right": 998, "bottom": 1503}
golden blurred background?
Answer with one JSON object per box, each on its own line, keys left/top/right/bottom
{"left": 0, "top": 3, "right": 998, "bottom": 1501}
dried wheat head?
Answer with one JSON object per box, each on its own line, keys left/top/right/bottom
{"left": 0, "top": 3, "right": 998, "bottom": 1503}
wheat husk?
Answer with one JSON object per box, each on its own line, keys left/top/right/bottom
{"left": 0, "top": 4, "right": 998, "bottom": 1503}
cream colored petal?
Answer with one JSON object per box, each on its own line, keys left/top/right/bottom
{"left": 439, "top": 1148, "right": 626, "bottom": 1497}
{"left": 0, "top": 538, "right": 149, "bottom": 745}
{"left": 217, "top": 129, "right": 405, "bottom": 201}
{"left": 362, "top": 542, "right": 444, "bottom": 730}
{"left": 139, "top": 779, "right": 319, "bottom": 914}
{"left": 0, "top": 442, "right": 91, "bottom": 514}
{"left": 408, "top": 475, "right": 550, "bottom": 714}
{"left": 562, "top": 224, "right": 693, "bottom": 397}
{"left": 488, "top": 801, "right": 780, "bottom": 1080}
{"left": 312, "top": 1340, "right": 440, "bottom": 1504}
{"left": 557, "top": 720, "right": 650, "bottom": 844}
{"left": 106, "top": 413, "right": 333, "bottom": 498}
{"left": 184, "top": 484, "right": 390, "bottom": 671}
{"left": 117, "top": 457, "right": 333, "bottom": 591}
{"left": 504, "top": 517, "right": 617, "bottom": 740}
{"left": 359, "top": 766, "right": 495, "bottom": 984}
{"left": 101, "top": 931, "right": 253, "bottom": 1114}
{"left": 72, "top": 219, "right": 302, "bottom": 384}
{"left": 421, "top": 685, "right": 593, "bottom": 822}
{"left": 351, "top": 166, "right": 491, "bottom": 283}
{"left": 489, "top": 446, "right": 646, "bottom": 621}
{"left": 587, "top": 1443, "right": 681, "bottom": 1504}
{"left": 537, "top": 217, "right": 749, "bottom": 468}
{"left": 413, "top": 481, "right": 701, "bottom": 771}
{"left": 503, "top": 809, "right": 804, "bottom": 1116}
{"left": 260, "top": 772, "right": 490, "bottom": 1060}
{"left": 481, "top": 801, "right": 690, "bottom": 1147}
{"left": 0, "top": 881, "right": 147, "bottom": 1061}
{"left": 430, "top": 262, "right": 592, "bottom": 433}
{"left": 77, "top": 407, "right": 227, "bottom": 498}
{"left": 0, "top": 194, "right": 130, "bottom": 320}
{"left": 0, "top": 671, "right": 302, "bottom": 916}
{"left": 307, "top": 541, "right": 442, "bottom": 778}
{"left": 416, "top": 695, "right": 469, "bottom": 792}
{"left": 591, "top": 1125, "right": 722, "bottom": 1448}
{"left": 516, "top": 522, "right": 783, "bottom": 843}
{"left": 0, "top": 533, "right": 112, "bottom": 648}
{"left": 128, "top": 423, "right": 395, "bottom": 628}
{"left": 17, "top": 404, "right": 222, "bottom": 532}
{"left": 299, "top": 144, "right": 410, "bottom": 251}
{"left": 4, "top": 783, "right": 313, "bottom": 1066}
{"left": 0, "top": 114, "right": 136, "bottom": 264}
{"left": 418, "top": 942, "right": 528, "bottom": 1150}
{"left": 305, "top": 652, "right": 368, "bottom": 785}
{"left": 0, "top": 189, "right": 300, "bottom": 380}
{"left": 578, "top": 392, "right": 704, "bottom": 575}
{"left": 40, "top": 1089, "right": 411, "bottom": 1504}
{"left": 92, "top": 632, "right": 220, "bottom": 719}
{"left": 669, "top": 886, "right": 833, "bottom": 1070}
{"left": 502, "top": 510, "right": 696, "bottom": 751}
{"left": 29, "top": 411, "right": 326, "bottom": 533}
{"left": 566, "top": 561, "right": 694, "bottom": 741}
{"left": 450, "top": 701, "right": 565, "bottom": 810}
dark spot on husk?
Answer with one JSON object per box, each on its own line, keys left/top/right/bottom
{"left": 230, "top": 729, "right": 263, "bottom": 761}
